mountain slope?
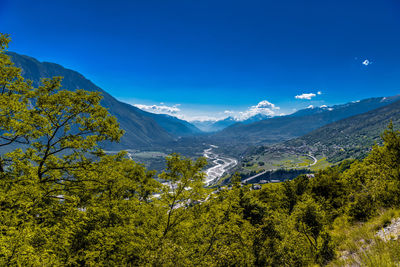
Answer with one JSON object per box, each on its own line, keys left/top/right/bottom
{"left": 284, "top": 98, "right": 400, "bottom": 162}
{"left": 143, "top": 113, "right": 202, "bottom": 136}
{"left": 212, "top": 96, "right": 400, "bottom": 146}
{"left": 6, "top": 52, "right": 200, "bottom": 149}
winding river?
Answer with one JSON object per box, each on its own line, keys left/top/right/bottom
{"left": 203, "top": 145, "right": 237, "bottom": 185}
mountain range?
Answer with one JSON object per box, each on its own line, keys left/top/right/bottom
{"left": 282, "top": 98, "right": 400, "bottom": 162}
{"left": 237, "top": 97, "right": 400, "bottom": 178}
{"left": 7, "top": 51, "right": 400, "bottom": 162}
{"left": 210, "top": 96, "right": 400, "bottom": 147}
{"left": 6, "top": 52, "right": 202, "bottom": 149}
{"left": 192, "top": 114, "right": 270, "bottom": 132}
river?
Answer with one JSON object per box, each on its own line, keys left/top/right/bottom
{"left": 203, "top": 145, "right": 237, "bottom": 186}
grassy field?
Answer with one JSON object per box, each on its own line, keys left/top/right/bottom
{"left": 329, "top": 209, "right": 400, "bottom": 266}
{"left": 240, "top": 151, "right": 331, "bottom": 175}
{"left": 310, "top": 156, "right": 332, "bottom": 171}
{"left": 129, "top": 151, "right": 169, "bottom": 171}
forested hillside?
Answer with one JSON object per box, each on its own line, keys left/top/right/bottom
{"left": 286, "top": 99, "right": 400, "bottom": 162}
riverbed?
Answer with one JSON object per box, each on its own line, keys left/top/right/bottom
{"left": 203, "top": 145, "right": 237, "bottom": 185}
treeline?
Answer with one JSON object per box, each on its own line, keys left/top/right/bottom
{"left": 2, "top": 33, "right": 400, "bottom": 266}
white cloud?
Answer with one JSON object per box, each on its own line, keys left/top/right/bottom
{"left": 317, "top": 91, "right": 322, "bottom": 95}
{"left": 307, "top": 105, "right": 314, "bottom": 109}
{"left": 235, "top": 100, "right": 280, "bottom": 121}
{"left": 134, "top": 103, "right": 181, "bottom": 115}
{"left": 295, "top": 93, "right": 316, "bottom": 100}
{"left": 320, "top": 105, "right": 327, "bottom": 108}
{"left": 132, "top": 102, "right": 231, "bottom": 122}
{"left": 255, "top": 100, "right": 278, "bottom": 109}
{"left": 362, "top": 59, "right": 371, "bottom": 66}
{"left": 130, "top": 100, "right": 282, "bottom": 123}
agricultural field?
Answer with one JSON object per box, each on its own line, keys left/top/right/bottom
{"left": 240, "top": 152, "right": 317, "bottom": 173}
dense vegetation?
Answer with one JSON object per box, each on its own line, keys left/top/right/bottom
{"left": 1, "top": 34, "right": 400, "bottom": 266}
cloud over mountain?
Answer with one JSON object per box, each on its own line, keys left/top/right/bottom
{"left": 236, "top": 100, "right": 280, "bottom": 120}
{"left": 134, "top": 103, "right": 181, "bottom": 115}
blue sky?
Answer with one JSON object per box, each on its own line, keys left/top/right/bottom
{"left": 1, "top": 0, "right": 400, "bottom": 121}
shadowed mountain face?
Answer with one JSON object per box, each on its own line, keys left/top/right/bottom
{"left": 211, "top": 96, "right": 400, "bottom": 147}
{"left": 143, "top": 113, "right": 202, "bottom": 137}
{"left": 6, "top": 52, "right": 201, "bottom": 150}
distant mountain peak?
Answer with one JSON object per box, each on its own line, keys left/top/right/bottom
{"left": 192, "top": 113, "right": 271, "bottom": 132}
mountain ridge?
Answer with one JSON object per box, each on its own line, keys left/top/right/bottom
{"left": 6, "top": 51, "right": 201, "bottom": 149}
{"left": 211, "top": 95, "right": 400, "bottom": 147}
{"left": 283, "top": 98, "right": 400, "bottom": 162}
{"left": 238, "top": 98, "right": 400, "bottom": 176}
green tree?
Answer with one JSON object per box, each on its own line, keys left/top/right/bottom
{"left": 192, "top": 176, "right": 254, "bottom": 266}
{"left": 0, "top": 33, "right": 124, "bottom": 265}
{"left": 0, "top": 34, "right": 33, "bottom": 167}
{"left": 292, "top": 195, "right": 325, "bottom": 253}
{"left": 341, "top": 123, "right": 400, "bottom": 221}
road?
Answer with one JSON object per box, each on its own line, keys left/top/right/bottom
{"left": 306, "top": 154, "right": 317, "bottom": 166}
{"left": 242, "top": 169, "right": 268, "bottom": 184}
{"left": 203, "top": 145, "right": 237, "bottom": 186}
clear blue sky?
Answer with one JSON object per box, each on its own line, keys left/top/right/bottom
{"left": 1, "top": 0, "right": 399, "bottom": 121}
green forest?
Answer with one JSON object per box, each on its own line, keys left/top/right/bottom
{"left": 1, "top": 33, "right": 400, "bottom": 266}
